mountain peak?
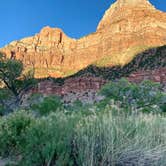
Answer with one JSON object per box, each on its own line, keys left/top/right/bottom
{"left": 97, "top": 0, "right": 155, "bottom": 31}
{"left": 39, "top": 26, "right": 64, "bottom": 36}
{"left": 0, "top": 0, "right": 165, "bottom": 78}
{"left": 116, "top": 0, "right": 154, "bottom": 7}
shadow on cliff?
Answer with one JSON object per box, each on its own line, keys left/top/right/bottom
{"left": 40, "top": 45, "right": 166, "bottom": 85}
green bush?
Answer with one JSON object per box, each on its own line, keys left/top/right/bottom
{"left": 0, "top": 79, "right": 166, "bottom": 165}
{"left": 0, "top": 105, "right": 5, "bottom": 116}
{"left": 31, "top": 95, "right": 63, "bottom": 115}
{"left": 0, "top": 110, "right": 35, "bottom": 157}
{"left": 99, "top": 79, "right": 166, "bottom": 112}
{"left": 65, "top": 100, "right": 94, "bottom": 116}
{"left": 19, "top": 112, "right": 81, "bottom": 166}
{"left": 1, "top": 108, "right": 166, "bottom": 165}
{"left": 0, "top": 88, "right": 12, "bottom": 115}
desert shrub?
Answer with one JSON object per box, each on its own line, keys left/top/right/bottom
{"left": 64, "top": 100, "right": 83, "bottom": 112}
{"left": 0, "top": 88, "right": 13, "bottom": 115}
{"left": 160, "top": 103, "right": 166, "bottom": 112}
{"left": 19, "top": 112, "right": 81, "bottom": 166}
{"left": 65, "top": 100, "right": 94, "bottom": 116}
{"left": 0, "top": 110, "right": 35, "bottom": 156}
{"left": 75, "top": 111, "right": 166, "bottom": 166}
{"left": 27, "top": 93, "right": 43, "bottom": 106}
{"left": 0, "top": 105, "right": 5, "bottom": 116}
{"left": 99, "top": 79, "right": 166, "bottom": 112}
{"left": 1, "top": 108, "right": 166, "bottom": 165}
{"left": 0, "top": 78, "right": 165, "bottom": 165}
{"left": 30, "top": 95, "right": 63, "bottom": 115}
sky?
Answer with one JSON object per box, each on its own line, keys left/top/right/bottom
{"left": 0, "top": 0, "right": 166, "bottom": 48}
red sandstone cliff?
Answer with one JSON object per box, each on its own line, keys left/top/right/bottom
{"left": 0, "top": 0, "right": 166, "bottom": 78}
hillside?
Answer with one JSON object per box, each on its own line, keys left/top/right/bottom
{"left": 24, "top": 46, "right": 165, "bottom": 104}
{"left": 70, "top": 45, "right": 166, "bottom": 80}
{"left": 0, "top": 0, "right": 166, "bottom": 78}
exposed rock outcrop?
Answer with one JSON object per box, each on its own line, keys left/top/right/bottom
{"left": 0, "top": 0, "right": 166, "bottom": 78}
{"left": 23, "top": 45, "right": 166, "bottom": 104}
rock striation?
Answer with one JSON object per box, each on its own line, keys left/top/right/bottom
{"left": 23, "top": 67, "right": 165, "bottom": 104}
{"left": 0, "top": 0, "right": 166, "bottom": 78}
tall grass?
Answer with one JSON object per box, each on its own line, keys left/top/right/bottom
{"left": 1, "top": 109, "right": 166, "bottom": 165}
{"left": 76, "top": 111, "right": 166, "bottom": 166}
{"left": 0, "top": 79, "right": 165, "bottom": 165}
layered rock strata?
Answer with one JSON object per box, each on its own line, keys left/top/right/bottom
{"left": 1, "top": 0, "right": 166, "bottom": 78}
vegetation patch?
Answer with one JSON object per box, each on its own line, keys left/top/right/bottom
{"left": 0, "top": 78, "right": 165, "bottom": 165}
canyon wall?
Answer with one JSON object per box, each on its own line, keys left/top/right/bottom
{"left": 0, "top": 0, "right": 166, "bottom": 78}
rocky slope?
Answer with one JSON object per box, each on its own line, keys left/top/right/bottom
{"left": 0, "top": 0, "right": 166, "bottom": 78}
{"left": 22, "top": 45, "right": 166, "bottom": 104}
{"left": 73, "top": 45, "right": 166, "bottom": 80}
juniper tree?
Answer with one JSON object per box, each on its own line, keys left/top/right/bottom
{"left": 0, "top": 52, "right": 35, "bottom": 108}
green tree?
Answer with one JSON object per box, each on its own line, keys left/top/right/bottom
{"left": 99, "top": 78, "right": 166, "bottom": 112}
{"left": 0, "top": 52, "right": 35, "bottom": 108}
{"left": 30, "top": 95, "right": 63, "bottom": 115}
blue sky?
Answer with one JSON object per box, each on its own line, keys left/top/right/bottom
{"left": 0, "top": 0, "right": 166, "bottom": 47}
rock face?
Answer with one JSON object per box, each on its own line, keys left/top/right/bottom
{"left": 97, "top": 0, "right": 156, "bottom": 30}
{"left": 22, "top": 67, "right": 165, "bottom": 104}
{"left": 0, "top": 0, "right": 166, "bottom": 78}
{"left": 31, "top": 77, "right": 107, "bottom": 95}
{"left": 22, "top": 76, "right": 107, "bottom": 104}
{"left": 127, "top": 68, "right": 166, "bottom": 84}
